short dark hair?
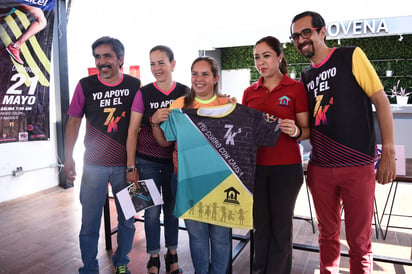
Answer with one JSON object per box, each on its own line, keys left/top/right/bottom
{"left": 150, "top": 45, "right": 174, "bottom": 62}
{"left": 290, "top": 11, "right": 325, "bottom": 35}
{"left": 92, "top": 36, "right": 125, "bottom": 60}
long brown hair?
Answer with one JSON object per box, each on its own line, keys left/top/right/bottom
{"left": 184, "top": 56, "right": 220, "bottom": 108}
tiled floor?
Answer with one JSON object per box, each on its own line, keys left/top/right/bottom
{"left": 0, "top": 179, "right": 410, "bottom": 274}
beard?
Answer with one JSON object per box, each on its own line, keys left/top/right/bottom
{"left": 97, "top": 64, "right": 114, "bottom": 79}
{"left": 298, "top": 41, "right": 315, "bottom": 59}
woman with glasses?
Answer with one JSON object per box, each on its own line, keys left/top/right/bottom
{"left": 242, "top": 36, "right": 310, "bottom": 274}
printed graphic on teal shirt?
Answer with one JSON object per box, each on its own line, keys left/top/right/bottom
{"left": 165, "top": 109, "right": 252, "bottom": 228}
{"left": 161, "top": 104, "right": 280, "bottom": 228}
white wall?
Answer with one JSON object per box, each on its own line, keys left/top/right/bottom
{"left": 221, "top": 69, "right": 251, "bottom": 103}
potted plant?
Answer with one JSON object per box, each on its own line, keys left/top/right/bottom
{"left": 385, "top": 62, "right": 393, "bottom": 77}
{"left": 390, "top": 80, "right": 411, "bottom": 105}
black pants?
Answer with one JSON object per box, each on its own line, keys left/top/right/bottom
{"left": 252, "top": 164, "right": 303, "bottom": 274}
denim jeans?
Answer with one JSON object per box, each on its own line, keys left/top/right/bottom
{"left": 137, "top": 157, "right": 179, "bottom": 254}
{"left": 184, "top": 219, "right": 231, "bottom": 274}
{"left": 78, "top": 164, "right": 136, "bottom": 274}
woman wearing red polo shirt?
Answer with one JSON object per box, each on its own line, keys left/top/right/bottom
{"left": 242, "top": 36, "right": 310, "bottom": 274}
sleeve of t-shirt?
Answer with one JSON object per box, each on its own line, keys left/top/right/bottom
{"left": 67, "top": 82, "right": 85, "bottom": 118}
{"left": 131, "top": 89, "right": 144, "bottom": 113}
{"left": 169, "top": 96, "right": 184, "bottom": 109}
{"left": 352, "top": 47, "right": 383, "bottom": 97}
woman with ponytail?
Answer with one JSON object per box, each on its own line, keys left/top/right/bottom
{"left": 242, "top": 36, "right": 310, "bottom": 274}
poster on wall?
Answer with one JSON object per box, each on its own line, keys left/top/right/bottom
{"left": 0, "top": 0, "right": 56, "bottom": 144}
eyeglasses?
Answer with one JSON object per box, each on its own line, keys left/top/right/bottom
{"left": 289, "top": 28, "right": 319, "bottom": 42}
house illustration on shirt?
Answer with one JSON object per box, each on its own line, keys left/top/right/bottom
{"left": 224, "top": 187, "right": 240, "bottom": 204}
{"left": 279, "top": 96, "right": 291, "bottom": 106}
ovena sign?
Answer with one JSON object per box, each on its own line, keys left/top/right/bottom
{"left": 327, "top": 18, "right": 388, "bottom": 38}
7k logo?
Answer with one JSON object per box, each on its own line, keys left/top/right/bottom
{"left": 314, "top": 95, "right": 333, "bottom": 126}
{"left": 104, "top": 108, "right": 125, "bottom": 133}
{"left": 224, "top": 124, "right": 242, "bottom": 145}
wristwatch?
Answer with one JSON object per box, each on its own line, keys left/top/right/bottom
{"left": 125, "top": 166, "right": 137, "bottom": 173}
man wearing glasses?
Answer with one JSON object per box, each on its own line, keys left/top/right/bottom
{"left": 290, "top": 11, "right": 396, "bottom": 273}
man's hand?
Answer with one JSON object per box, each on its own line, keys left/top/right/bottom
{"left": 126, "top": 170, "right": 139, "bottom": 185}
{"left": 376, "top": 150, "right": 396, "bottom": 185}
{"left": 64, "top": 158, "right": 76, "bottom": 182}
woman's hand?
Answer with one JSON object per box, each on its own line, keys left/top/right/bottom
{"left": 228, "top": 97, "right": 237, "bottom": 104}
{"left": 279, "top": 118, "right": 299, "bottom": 138}
{"left": 219, "top": 93, "right": 237, "bottom": 104}
{"left": 151, "top": 108, "right": 171, "bottom": 124}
